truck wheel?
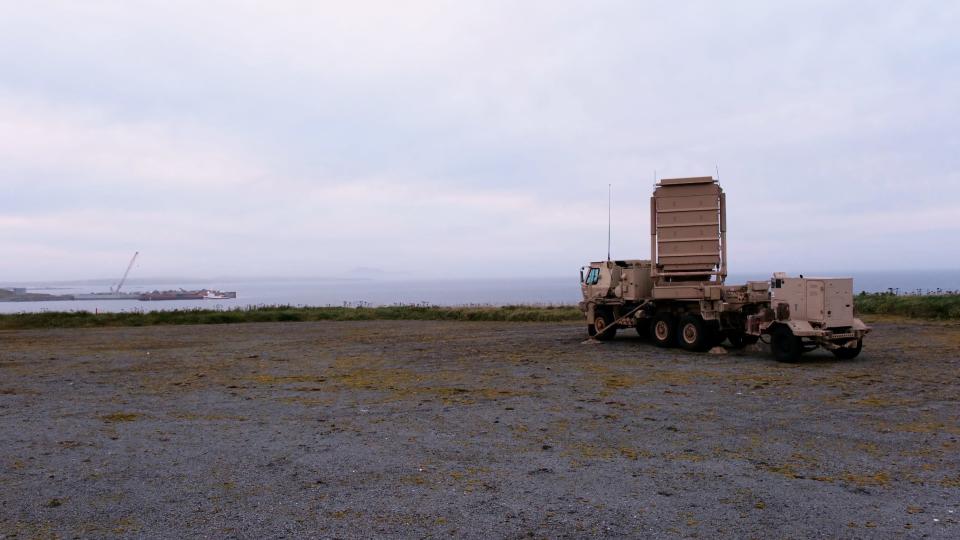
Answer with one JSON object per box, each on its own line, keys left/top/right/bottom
{"left": 678, "top": 314, "right": 710, "bottom": 352}
{"left": 706, "top": 321, "right": 724, "bottom": 348}
{"left": 727, "top": 333, "right": 760, "bottom": 349}
{"left": 832, "top": 339, "right": 862, "bottom": 360}
{"left": 649, "top": 313, "right": 676, "bottom": 348}
{"left": 771, "top": 325, "right": 802, "bottom": 363}
{"left": 592, "top": 310, "right": 617, "bottom": 341}
{"left": 635, "top": 319, "right": 650, "bottom": 339}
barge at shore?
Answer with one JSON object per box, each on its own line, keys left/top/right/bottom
{"left": 73, "top": 292, "right": 142, "bottom": 300}
{"left": 139, "top": 289, "right": 237, "bottom": 301}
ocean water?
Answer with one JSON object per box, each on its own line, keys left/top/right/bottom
{"left": 0, "top": 278, "right": 578, "bottom": 314}
{"left": 1, "top": 270, "right": 958, "bottom": 314}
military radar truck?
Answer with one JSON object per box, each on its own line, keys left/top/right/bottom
{"left": 579, "top": 177, "right": 770, "bottom": 351}
{"left": 578, "top": 176, "right": 870, "bottom": 361}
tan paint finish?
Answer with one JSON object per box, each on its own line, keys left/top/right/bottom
{"left": 771, "top": 276, "right": 861, "bottom": 331}
{"left": 578, "top": 174, "right": 868, "bottom": 354}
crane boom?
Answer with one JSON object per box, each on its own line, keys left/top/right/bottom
{"left": 114, "top": 251, "right": 139, "bottom": 293}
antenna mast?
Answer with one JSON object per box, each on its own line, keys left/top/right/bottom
{"left": 607, "top": 184, "right": 612, "bottom": 261}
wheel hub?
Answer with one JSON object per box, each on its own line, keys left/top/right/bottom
{"left": 655, "top": 321, "right": 668, "bottom": 340}
{"left": 682, "top": 324, "right": 697, "bottom": 343}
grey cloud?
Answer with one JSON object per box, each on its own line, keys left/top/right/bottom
{"left": 1, "top": 1, "right": 958, "bottom": 280}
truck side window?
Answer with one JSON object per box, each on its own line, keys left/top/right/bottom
{"left": 586, "top": 268, "right": 600, "bottom": 285}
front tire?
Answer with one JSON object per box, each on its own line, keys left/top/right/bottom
{"left": 832, "top": 339, "right": 862, "bottom": 360}
{"left": 649, "top": 312, "right": 676, "bottom": 348}
{"left": 771, "top": 325, "right": 802, "bottom": 363}
{"left": 592, "top": 309, "right": 617, "bottom": 341}
{"left": 678, "top": 314, "right": 711, "bottom": 352}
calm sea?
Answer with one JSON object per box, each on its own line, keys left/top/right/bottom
{"left": 2, "top": 270, "right": 958, "bottom": 314}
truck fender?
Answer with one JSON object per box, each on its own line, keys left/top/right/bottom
{"left": 851, "top": 318, "right": 871, "bottom": 333}
{"left": 771, "top": 320, "right": 817, "bottom": 337}
{"left": 585, "top": 303, "right": 596, "bottom": 324}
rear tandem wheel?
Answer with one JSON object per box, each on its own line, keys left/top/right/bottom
{"left": 635, "top": 319, "right": 650, "bottom": 339}
{"left": 677, "top": 314, "right": 711, "bottom": 352}
{"left": 649, "top": 312, "right": 676, "bottom": 348}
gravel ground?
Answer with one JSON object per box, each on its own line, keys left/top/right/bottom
{"left": 1, "top": 318, "right": 959, "bottom": 539}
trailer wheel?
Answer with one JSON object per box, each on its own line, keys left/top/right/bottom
{"left": 771, "top": 325, "right": 802, "bottom": 363}
{"left": 649, "top": 313, "right": 676, "bottom": 348}
{"left": 831, "top": 339, "right": 862, "bottom": 360}
{"left": 592, "top": 309, "right": 617, "bottom": 341}
{"left": 678, "top": 314, "right": 710, "bottom": 352}
{"left": 727, "top": 333, "right": 760, "bottom": 349}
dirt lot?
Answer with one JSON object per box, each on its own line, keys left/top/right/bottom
{"left": 1, "top": 318, "right": 958, "bottom": 538}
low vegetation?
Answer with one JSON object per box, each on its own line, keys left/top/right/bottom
{"left": 0, "top": 304, "right": 583, "bottom": 330}
{"left": 1, "top": 294, "right": 957, "bottom": 330}
{"left": 855, "top": 293, "right": 960, "bottom": 320}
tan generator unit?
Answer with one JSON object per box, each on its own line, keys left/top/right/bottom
{"left": 751, "top": 273, "right": 870, "bottom": 361}
{"left": 770, "top": 275, "right": 855, "bottom": 328}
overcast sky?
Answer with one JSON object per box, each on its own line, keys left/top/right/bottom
{"left": 2, "top": 1, "right": 958, "bottom": 281}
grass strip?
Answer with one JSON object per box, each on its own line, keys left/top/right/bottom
{"left": 2, "top": 294, "right": 957, "bottom": 330}
{"left": 0, "top": 304, "right": 584, "bottom": 330}
{"left": 854, "top": 293, "right": 960, "bottom": 320}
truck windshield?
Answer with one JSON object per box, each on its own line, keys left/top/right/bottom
{"left": 586, "top": 268, "right": 600, "bottom": 285}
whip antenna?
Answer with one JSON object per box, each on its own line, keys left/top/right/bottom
{"left": 607, "top": 184, "right": 612, "bottom": 261}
